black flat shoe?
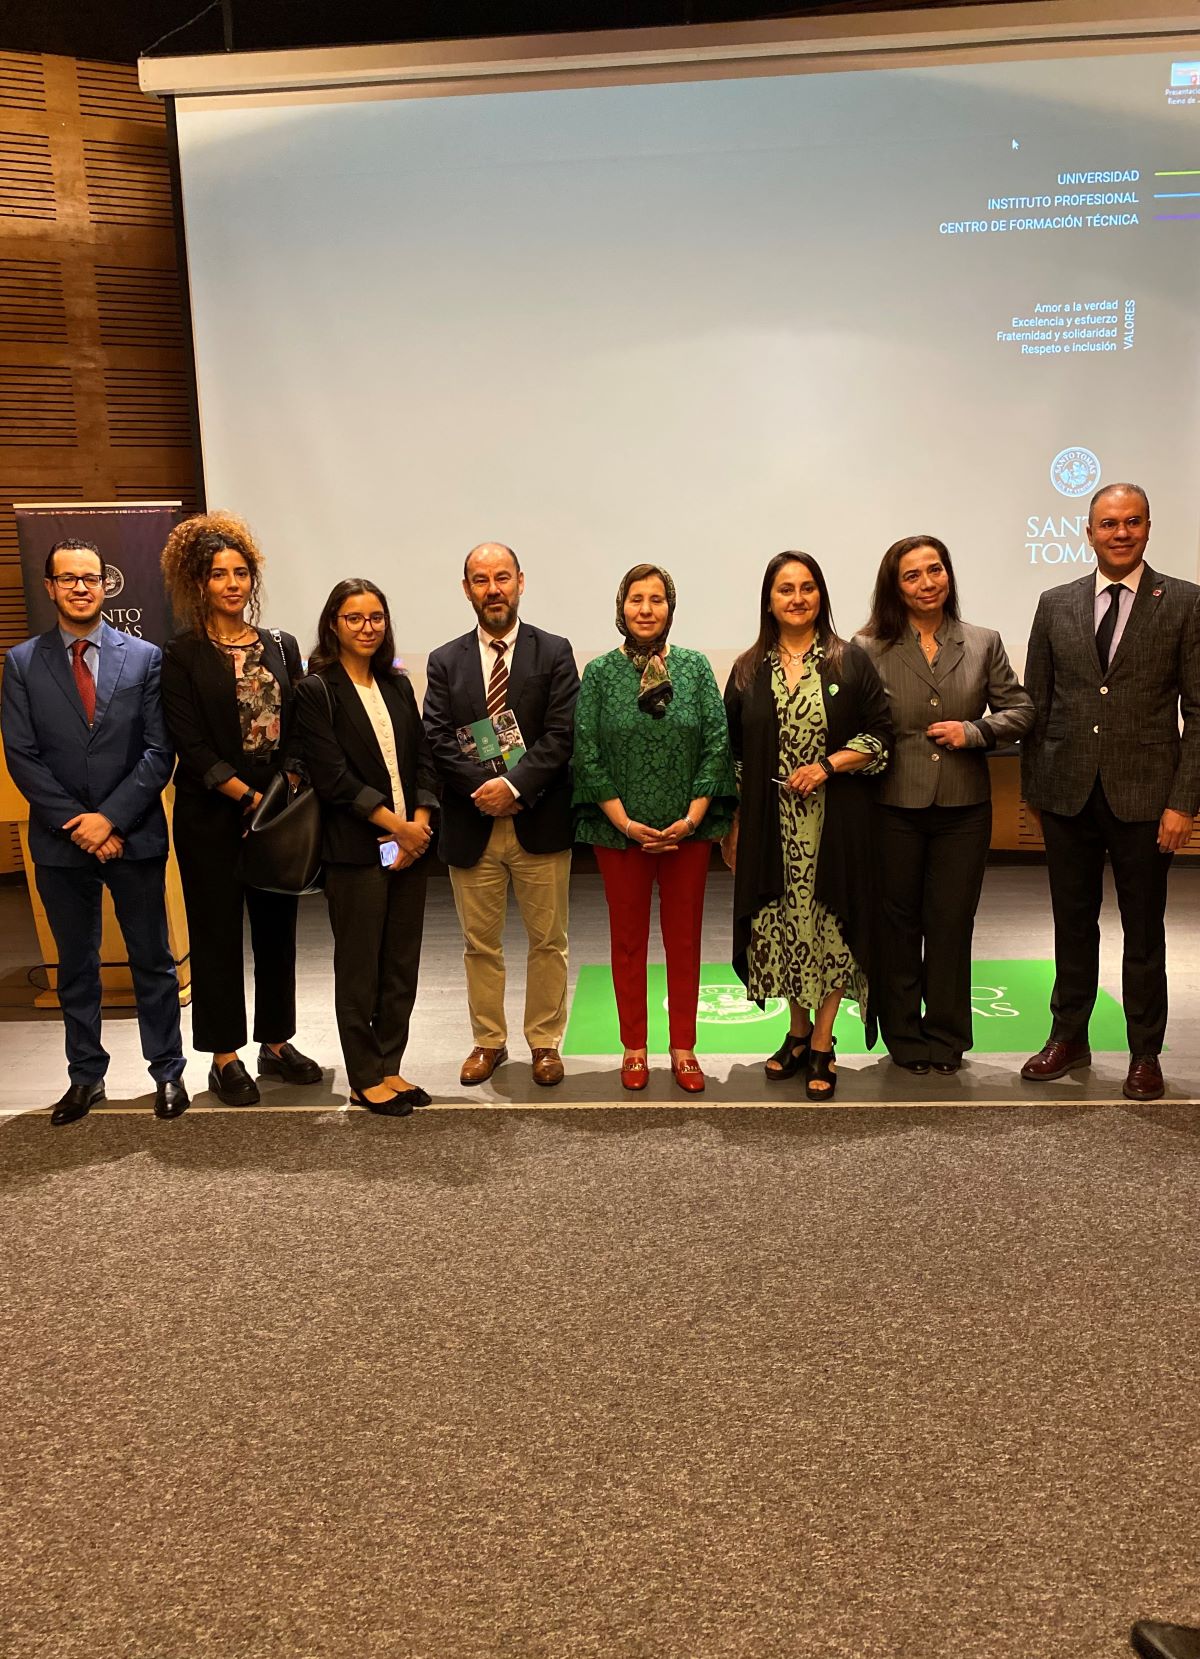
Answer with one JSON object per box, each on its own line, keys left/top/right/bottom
{"left": 893, "top": 1058, "right": 931, "bottom": 1075}
{"left": 805, "top": 1041, "right": 838, "bottom": 1102}
{"left": 765, "top": 1030, "right": 812, "bottom": 1081}
{"left": 208, "top": 1059, "right": 260, "bottom": 1107}
{"left": 257, "top": 1042, "right": 322, "bottom": 1085}
{"left": 153, "top": 1079, "right": 190, "bottom": 1119}
{"left": 349, "top": 1088, "right": 414, "bottom": 1118}
{"left": 50, "top": 1080, "right": 105, "bottom": 1126}
{"left": 931, "top": 1058, "right": 962, "bottom": 1075}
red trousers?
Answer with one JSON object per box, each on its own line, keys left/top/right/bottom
{"left": 594, "top": 839, "right": 711, "bottom": 1049}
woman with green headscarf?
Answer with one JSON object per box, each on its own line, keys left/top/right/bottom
{"left": 573, "top": 564, "right": 737, "bottom": 1093}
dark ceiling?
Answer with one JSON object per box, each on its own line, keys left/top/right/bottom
{"left": 4, "top": 0, "right": 988, "bottom": 66}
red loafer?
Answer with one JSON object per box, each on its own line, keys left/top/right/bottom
{"left": 669, "top": 1052, "right": 705, "bottom": 1094}
{"left": 621, "top": 1054, "right": 649, "bottom": 1091}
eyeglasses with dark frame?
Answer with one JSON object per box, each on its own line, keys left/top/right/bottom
{"left": 338, "top": 611, "right": 386, "bottom": 631}
{"left": 50, "top": 573, "right": 104, "bottom": 591}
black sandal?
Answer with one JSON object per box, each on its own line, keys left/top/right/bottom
{"left": 765, "top": 1030, "right": 812, "bottom": 1081}
{"left": 805, "top": 1040, "right": 837, "bottom": 1101}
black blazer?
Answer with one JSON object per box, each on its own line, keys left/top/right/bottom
{"left": 161, "top": 627, "right": 303, "bottom": 799}
{"left": 423, "top": 621, "right": 580, "bottom": 868}
{"left": 724, "top": 642, "right": 892, "bottom": 1034}
{"left": 294, "top": 662, "right": 439, "bottom": 866}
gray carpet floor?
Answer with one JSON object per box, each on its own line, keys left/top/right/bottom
{"left": 2, "top": 1101, "right": 1198, "bottom": 1659}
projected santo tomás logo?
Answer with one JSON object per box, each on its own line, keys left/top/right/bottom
{"left": 685, "top": 979, "right": 785, "bottom": 1025}
{"left": 1050, "top": 447, "right": 1101, "bottom": 498}
{"left": 103, "top": 563, "right": 125, "bottom": 599}
{"left": 970, "top": 984, "right": 1019, "bottom": 1019}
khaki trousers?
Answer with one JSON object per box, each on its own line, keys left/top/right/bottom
{"left": 449, "top": 817, "right": 571, "bottom": 1050}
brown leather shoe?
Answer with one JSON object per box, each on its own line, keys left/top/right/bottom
{"left": 460, "top": 1045, "right": 507, "bottom": 1086}
{"left": 531, "top": 1048, "right": 564, "bottom": 1087}
{"left": 1124, "top": 1054, "right": 1165, "bottom": 1101}
{"left": 1020, "top": 1038, "right": 1091, "bottom": 1081}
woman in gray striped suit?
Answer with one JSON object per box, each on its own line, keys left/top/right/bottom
{"left": 857, "top": 537, "right": 1033, "bottom": 1074}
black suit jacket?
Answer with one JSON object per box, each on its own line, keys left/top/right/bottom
{"left": 423, "top": 622, "right": 580, "bottom": 867}
{"left": 161, "top": 627, "right": 304, "bottom": 801}
{"left": 1020, "top": 564, "right": 1200, "bottom": 821}
{"left": 294, "top": 664, "right": 440, "bottom": 866}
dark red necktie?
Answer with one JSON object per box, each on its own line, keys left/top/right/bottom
{"left": 71, "top": 638, "right": 96, "bottom": 725}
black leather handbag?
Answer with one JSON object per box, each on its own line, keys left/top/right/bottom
{"left": 242, "top": 771, "right": 322, "bottom": 894}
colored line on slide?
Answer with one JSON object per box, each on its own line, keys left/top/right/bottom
{"left": 1154, "top": 213, "right": 1200, "bottom": 220}
{"left": 1153, "top": 169, "right": 1200, "bottom": 175}
{"left": 1152, "top": 191, "right": 1200, "bottom": 198}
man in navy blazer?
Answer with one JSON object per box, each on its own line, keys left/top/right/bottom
{"left": 1020, "top": 484, "right": 1200, "bottom": 1101}
{"left": 424, "top": 543, "right": 579, "bottom": 1088}
{"left": 1, "top": 539, "right": 187, "bottom": 1122}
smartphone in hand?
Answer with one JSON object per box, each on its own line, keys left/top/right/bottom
{"left": 378, "top": 839, "right": 400, "bottom": 869}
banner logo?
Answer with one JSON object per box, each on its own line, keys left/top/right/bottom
{"left": 103, "top": 562, "right": 125, "bottom": 599}
{"left": 1050, "top": 446, "right": 1101, "bottom": 497}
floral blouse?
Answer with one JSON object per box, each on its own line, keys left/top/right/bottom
{"left": 215, "top": 638, "right": 282, "bottom": 757}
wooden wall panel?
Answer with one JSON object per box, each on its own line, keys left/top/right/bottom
{"left": 0, "top": 51, "right": 197, "bottom": 874}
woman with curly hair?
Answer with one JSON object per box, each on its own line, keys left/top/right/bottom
{"left": 160, "top": 512, "right": 322, "bottom": 1106}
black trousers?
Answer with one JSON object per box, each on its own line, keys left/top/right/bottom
{"left": 36, "top": 857, "right": 185, "bottom": 1087}
{"left": 876, "top": 800, "right": 992, "bottom": 1064}
{"left": 173, "top": 773, "right": 298, "bottom": 1053}
{"left": 1041, "top": 780, "right": 1170, "bottom": 1055}
{"left": 324, "top": 859, "right": 428, "bottom": 1092}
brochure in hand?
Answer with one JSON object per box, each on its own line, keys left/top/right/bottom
{"left": 456, "top": 708, "right": 526, "bottom": 773}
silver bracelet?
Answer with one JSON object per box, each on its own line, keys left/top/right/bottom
{"left": 684, "top": 815, "right": 696, "bottom": 834}
{"left": 624, "top": 818, "right": 633, "bottom": 837}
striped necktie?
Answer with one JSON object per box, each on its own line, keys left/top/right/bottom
{"left": 486, "top": 639, "right": 509, "bottom": 718}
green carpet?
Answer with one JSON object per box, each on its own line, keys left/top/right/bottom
{"left": 562, "top": 959, "right": 1127, "bottom": 1056}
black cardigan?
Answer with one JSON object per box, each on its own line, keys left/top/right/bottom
{"left": 724, "top": 642, "right": 892, "bottom": 1041}
{"left": 161, "top": 626, "right": 304, "bottom": 798}
{"left": 293, "top": 662, "right": 440, "bottom": 866}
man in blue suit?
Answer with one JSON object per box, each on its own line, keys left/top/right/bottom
{"left": 1, "top": 539, "right": 188, "bottom": 1123}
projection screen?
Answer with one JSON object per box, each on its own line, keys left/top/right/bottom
{"left": 154, "top": 10, "right": 1200, "bottom": 677}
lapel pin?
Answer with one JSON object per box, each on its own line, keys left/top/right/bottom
{"left": 1152, "top": 586, "right": 1164, "bottom": 599}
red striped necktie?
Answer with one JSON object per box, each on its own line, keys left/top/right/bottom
{"left": 72, "top": 638, "right": 97, "bottom": 725}
{"left": 486, "top": 639, "right": 509, "bottom": 718}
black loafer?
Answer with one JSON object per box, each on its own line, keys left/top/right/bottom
{"left": 257, "top": 1042, "right": 322, "bottom": 1085}
{"left": 350, "top": 1088, "right": 414, "bottom": 1118}
{"left": 50, "top": 1080, "right": 105, "bottom": 1126}
{"left": 894, "top": 1059, "right": 931, "bottom": 1075}
{"left": 208, "top": 1059, "right": 260, "bottom": 1106}
{"left": 154, "top": 1079, "right": 190, "bottom": 1119}
{"left": 932, "top": 1058, "right": 962, "bottom": 1075}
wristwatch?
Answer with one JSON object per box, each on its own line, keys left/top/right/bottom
{"left": 240, "top": 787, "right": 257, "bottom": 810}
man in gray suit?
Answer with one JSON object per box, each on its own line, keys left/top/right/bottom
{"left": 1020, "top": 483, "right": 1200, "bottom": 1100}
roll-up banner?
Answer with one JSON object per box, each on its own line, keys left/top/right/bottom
{"left": 13, "top": 502, "right": 181, "bottom": 647}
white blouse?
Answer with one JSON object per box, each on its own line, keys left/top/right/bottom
{"left": 352, "top": 678, "right": 406, "bottom": 820}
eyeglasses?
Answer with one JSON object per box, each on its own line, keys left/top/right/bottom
{"left": 51, "top": 573, "right": 104, "bottom": 591}
{"left": 338, "top": 612, "right": 386, "bottom": 630}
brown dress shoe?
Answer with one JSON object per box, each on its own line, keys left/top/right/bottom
{"left": 531, "top": 1048, "right": 565, "bottom": 1087}
{"left": 460, "top": 1045, "right": 508, "bottom": 1085}
{"left": 1124, "top": 1054, "right": 1165, "bottom": 1101}
{"left": 1020, "top": 1038, "right": 1091, "bottom": 1081}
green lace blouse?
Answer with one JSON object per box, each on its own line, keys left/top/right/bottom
{"left": 572, "top": 645, "right": 738, "bottom": 849}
